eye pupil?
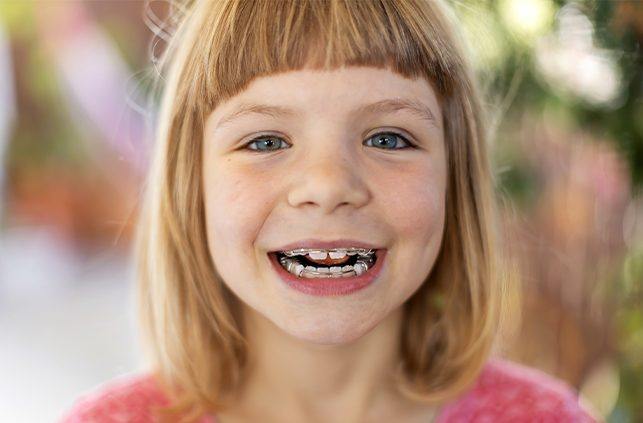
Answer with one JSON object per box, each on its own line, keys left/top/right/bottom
{"left": 370, "top": 132, "right": 406, "bottom": 149}
{"left": 374, "top": 134, "right": 396, "bottom": 148}
{"left": 257, "top": 137, "right": 279, "bottom": 150}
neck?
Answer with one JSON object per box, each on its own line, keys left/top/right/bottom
{"left": 231, "top": 306, "right": 406, "bottom": 423}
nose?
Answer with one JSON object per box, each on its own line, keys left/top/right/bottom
{"left": 287, "top": 144, "right": 371, "bottom": 214}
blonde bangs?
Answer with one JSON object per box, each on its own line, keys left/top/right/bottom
{"left": 136, "top": 0, "right": 515, "bottom": 420}
{"left": 164, "top": 0, "right": 464, "bottom": 115}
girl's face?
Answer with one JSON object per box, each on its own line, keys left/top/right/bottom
{"left": 203, "top": 67, "right": 446, "bottom": 344}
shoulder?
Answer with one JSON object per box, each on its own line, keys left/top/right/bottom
{"left": 59, "top": 372, "right": 170, "bottom": 423}
{"left": 437, "top": 358, "right": 600, "bottom": 422}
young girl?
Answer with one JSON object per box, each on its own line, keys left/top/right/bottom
{"left": 62, "top": 0, "right": 599, "bottom": 422}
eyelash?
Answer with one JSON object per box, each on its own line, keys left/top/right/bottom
{"left": 243, "top": 131, "right": 416, "bottom": 153}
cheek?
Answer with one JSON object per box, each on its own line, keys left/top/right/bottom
{"left": 203, "top": 165, "right": 272, "bottom": 256}
{"left": 378, "top": 162, "right": 446, "bottom": 239}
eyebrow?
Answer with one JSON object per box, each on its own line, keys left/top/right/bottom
{"left": 214, "top": 98, "right": 438, "bottom": 129}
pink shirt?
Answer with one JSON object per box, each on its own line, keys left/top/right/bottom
{"left": 60, "top": 358, "right": 598, "bottom": 422}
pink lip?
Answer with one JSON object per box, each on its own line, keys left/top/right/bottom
{"left": 269, "top": 238, "right": 384, "bottom": 252}
{"left": 268, "top": 249, "right": 387, "bottom": 297}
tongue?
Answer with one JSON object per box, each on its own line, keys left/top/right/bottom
{"left": 306, "top": 255, "right": 351, "bottom": 266}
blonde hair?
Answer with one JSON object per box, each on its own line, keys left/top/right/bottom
{"left": 136, "top": 0, "right": 514, "bottom": 420}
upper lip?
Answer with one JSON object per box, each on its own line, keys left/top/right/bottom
{"left": 269, "top": 238, "right": 385, "bottom": 253}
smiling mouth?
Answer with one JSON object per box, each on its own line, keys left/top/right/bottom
{"left": 269, "top": 248, "right": 379, "bottom": 278}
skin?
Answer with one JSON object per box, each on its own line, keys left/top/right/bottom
{"left": 202, "top": 66, "right": 447, "bottom": 422}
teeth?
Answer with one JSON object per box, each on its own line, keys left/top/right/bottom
{"left": 354, "top": 262, "right": 367, "bottom": 276}
{"left": 308, "top": 251, "right": 328, "bottom": 260}
{"left": 329, "top": 250, "right": 347, "bottom": 259}
{"left": 282, "top": 247, "right": 375, "bottom": 257}
{"left": 278, "top": 255, "right": 375, "bottom": 279}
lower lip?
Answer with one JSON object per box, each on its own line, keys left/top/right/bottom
{"left": 268, "top": 249, "right": 387, "bottom": 297}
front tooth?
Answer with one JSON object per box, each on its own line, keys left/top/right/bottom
{"left": 308, "top": 251, "right": 328, "bottom": 260}
{"left": 342, "top": 265, "right": 353, "bottom": 272}
{"left": 329, "top": 266, "right": 342, "bottom": 272}
{"left": 329, "top": 250, "right": 347, "bottom": 259}
{"left": 317, "top": 267, "right": 330, "bottom": 273}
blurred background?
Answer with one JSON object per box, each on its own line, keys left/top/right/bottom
{"left": 0, "top": 0, "right": 640, "bottom": 421}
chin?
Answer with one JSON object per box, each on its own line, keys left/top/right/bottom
{"left": 276, "top": 313, "right": 380, "bottom": 346}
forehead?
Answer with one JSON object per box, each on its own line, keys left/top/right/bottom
{"left": 206, "top": 66, "right": 443, "bottom": 129}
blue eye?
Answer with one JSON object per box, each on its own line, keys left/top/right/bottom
{"left": 364, "top": 131, "right": 413, "bottom": 149}
{"left": 245, "top": 136, "right": 290, "bottom": 152}
{"left": 243, "top": 131, "right": 415, "bottom": 152}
